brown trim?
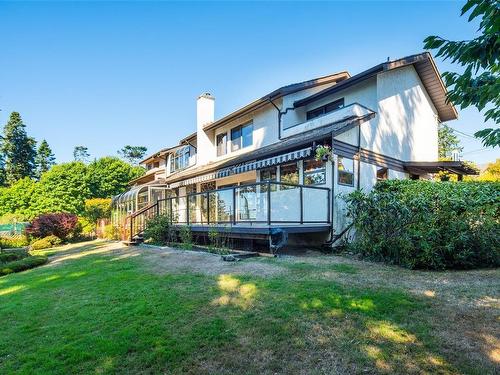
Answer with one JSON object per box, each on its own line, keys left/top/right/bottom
{"left": 332, "top": 139, "right": 406, "bottom": 172}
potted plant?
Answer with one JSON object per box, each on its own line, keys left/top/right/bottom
{"left": 315, "top": 144, "right": 333, "bottom": 162}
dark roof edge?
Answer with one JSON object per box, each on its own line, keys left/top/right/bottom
{"left": 202, "top": 71, "right": 350, "bottom": 132}
{"left": 293, "top": 52, "right": 458, "bottom": 122}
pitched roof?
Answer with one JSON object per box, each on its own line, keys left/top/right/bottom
{"left": 294, "top": 52, "right": 458, "bottom": 122}
{"left": 202, "top": 71, "right": 351, "bottom": 131}
{"left": 165, "top": 110, "right": 375, "bottom": 184}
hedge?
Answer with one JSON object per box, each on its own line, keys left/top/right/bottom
{"left": 345, "top": 180, "right": 500, "bottom": 270}
{"left": 0, "top": 255, "right": 49, "bottom": 276}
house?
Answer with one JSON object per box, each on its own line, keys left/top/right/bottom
{"left": 112, "top": 52, "right": 476, "bottom": 249}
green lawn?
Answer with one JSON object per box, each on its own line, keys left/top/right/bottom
{"left": 0, "top": 241, "right": 498, "bottom": 374}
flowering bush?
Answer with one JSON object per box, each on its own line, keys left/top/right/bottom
{"left": 26, "top": 213, "right": 78, "bottom": 240}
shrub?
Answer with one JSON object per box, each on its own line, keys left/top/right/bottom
{"left": 179, "top": 226, "right": 192, "bottom": 250}
{"left": 0, "top": 235, "right": 29, "bottom": 249}
{"left": 26, "top": 213, "right": 78, "bottom": 240}
{"left": 345, "top": 180, "right": 500, "bottom": 270}
{"left": 143, "top": 215, "right": 174, "bottom": 245}
{"left": 102, "top": 224, "right": 120, "bottom": 240}
{"left": 29, "top": 235, "right": 62, "bottom": 251}
{"left": 0, "top": 255, "right": 48, "bottom": 276}
{"left": 0, "top": 251, "right": 28, "bottom": 263}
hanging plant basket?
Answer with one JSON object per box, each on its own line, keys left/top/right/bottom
{"left": 315, "top": 145, "right": 333, "bottom": 162}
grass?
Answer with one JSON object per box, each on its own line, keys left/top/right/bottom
{"left": 0, "top": 241, "right": 498, "bottom": 374}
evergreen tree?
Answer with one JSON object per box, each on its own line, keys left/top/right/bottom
{"left": 73, "top": 146, "right": 90, "bottom": 163}
{"left": 118, "top": 145, "right": 148, "bottom": 165}
{"left": 35, "top": 139, "right": 56, "bottom": 178}
{"left": 438, "top": 123, "right": 463, "bottom": 159}
{"left": 1, "top": 112, "right": 37, "bottom": 184}
{"left": 0, "top": 149, "right": 6, "bottom": 187}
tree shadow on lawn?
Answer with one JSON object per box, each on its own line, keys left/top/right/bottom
{"left": 0, "top": 243, "right": 497, "bottom": 375}
{"left": 181, "top": 274, "right": 482, "bottom": 375}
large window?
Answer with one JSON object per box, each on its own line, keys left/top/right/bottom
{"left": 304, "top": 159, "right": 326, "bottom": 185}
{"left": 307, "top": 98, "right": 345, "bottom": 120}
{"left": 337, "top": 156, "right": 354, "bottom": 186}
{"left": 231, "top": 122, "right": 253, "bottom": 152}
{"left": 170, "top": 146, "right": 191, "bottom": 173}
{"left": 280, "top": 162, "right": 299, "bottom": 185}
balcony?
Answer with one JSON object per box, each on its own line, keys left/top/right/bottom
{"left": 128, "top": 182, "right": 331, "bottom": 241}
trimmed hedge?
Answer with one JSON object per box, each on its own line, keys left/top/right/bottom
{"left": 345, "top": 180, "right": 500, "bottom": 270}
{"left": 0, "top": 251, "right": 27, "bottom": 263}
{"left": 0, "top": 255, "right": 48, "bottom": 276}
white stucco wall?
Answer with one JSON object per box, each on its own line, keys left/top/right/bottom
{"left": 370, "top": 65, "right": 439, "bottom": 161}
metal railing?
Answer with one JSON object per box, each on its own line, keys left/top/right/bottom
{"left": 128, "top": 181, "right": 330, "bottom": 241}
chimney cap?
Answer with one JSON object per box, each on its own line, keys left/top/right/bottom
{"left": 198, "top": 92, "right": 215, "bottom": 100}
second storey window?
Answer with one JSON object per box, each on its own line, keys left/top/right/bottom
{"left": 170, "top": 147, "right": 191, "bottom": 173}
{"left": 231, "top": 122, "right": 253, "bottom": 152}
{"left": 337, "top": 156, "right": 354, "bottom": 186}
{"left": 307, "top": 98, "right": 345, "bottom": 120}
{"left": 216, "top": 133, "right": 227, "bottom": 156}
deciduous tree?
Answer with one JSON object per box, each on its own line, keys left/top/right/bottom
{"left": 87, "top": 156, "right": 144, "bottom": 198}
{"left": 438, "top": 123, "right": 463, "bottom": 159}
{"left": 424, "top": 0, "right": 500, "bottom": 147}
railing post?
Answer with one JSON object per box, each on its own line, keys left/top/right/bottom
{"left": 267, "top": 181, "right": 271, "bottom": 225}
{"left": 186, "top": 196, "right": 190, "bottom": 225}
{"left": 129, "top": 217, "right": 133, "bottom": 242}
{"left": 206, "top": 192, "right": 210, "bottom": 225}
{"left": 232, "top": 187, "right": 237, "bottom": 225}
{"left": 300, "top": 186, "right": 303, "bottom": 224}
{"left": 327, "top": 189, "right": 331, "bottom": 224}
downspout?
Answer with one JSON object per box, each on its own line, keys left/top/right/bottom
{"left": 268, "top": 97, "right": 295, "bottom": 141}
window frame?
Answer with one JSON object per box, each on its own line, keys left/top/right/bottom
{"left": 306, "top": 98, "right": 345, "bottom": 120}
{"left": 230, "top": 122, "right": 253, "bottom": 152}
{"left": 337, "top": 156, "right": 355, "bottom": 187}
{"left": 170, "top": 146, "right": 191, "bottom": 173}
{"left": 260, "top": 166, "right": 277, "bottom": 182}
{"left": 303, "top": 159, "right": 327, "bottom": 185}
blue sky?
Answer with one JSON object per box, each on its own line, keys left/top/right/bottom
{"left": 0, "top": 1, "right": 497, "bottom": 165}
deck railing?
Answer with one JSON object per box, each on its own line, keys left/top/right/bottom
{"left": 128, "top": 181, "right": 330, "bottom": 241}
